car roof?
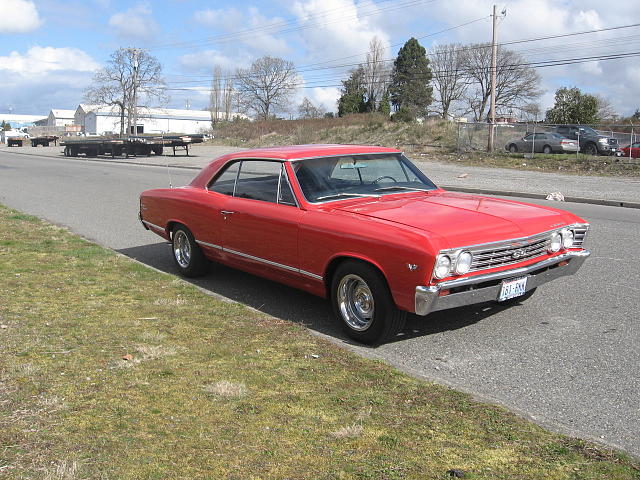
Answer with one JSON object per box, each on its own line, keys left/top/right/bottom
{"left": 221, "top": 144, "right": 401, "bottom": 161}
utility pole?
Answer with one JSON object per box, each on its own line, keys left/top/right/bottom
{"left": 132, "top": 48, "right": 139, "bottom": 137}
{"left": 487, "top": 5, "right": 498, "bottom": 152}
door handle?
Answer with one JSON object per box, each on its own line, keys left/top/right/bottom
{"left": 220, "top": 210, "right": 235, "bottom": 216}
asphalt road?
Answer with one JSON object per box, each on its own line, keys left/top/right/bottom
{"left": 1, "top": 150, "right": 638, "bottom": 456}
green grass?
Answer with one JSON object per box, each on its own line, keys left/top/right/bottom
{"left": 0, "top": 205, "right": 638, "bottom": 479}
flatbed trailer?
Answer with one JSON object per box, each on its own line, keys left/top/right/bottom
{"left": 7, "top": 137, "right": 25, "bottom": 147}
{"left": 60, "top": 135, "right": 204, "bottom": 158}
{"left": 31, "top": 135, "right": 59, "bottom": 147}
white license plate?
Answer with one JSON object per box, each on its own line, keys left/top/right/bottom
{"left": 498, "top": 277, "right": 528, "bottom": 302}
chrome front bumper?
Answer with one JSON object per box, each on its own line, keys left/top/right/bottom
{"left": 415, "top": 250, "right": 590, "bottom": 316}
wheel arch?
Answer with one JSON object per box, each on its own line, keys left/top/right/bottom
{"left": 323, "top": 254, "right": 393, "bottom": 302}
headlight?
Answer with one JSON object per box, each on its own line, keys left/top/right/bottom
{"left": 548, "top": 232, "right": 562, "bottom": 253}
{"left": 561, "top": 229, "right": 574, "bottom": 248}
{"left": 598, "top": 138, "right": 607, "bottom": 144}
{"left": 434, "top": 255, "right": 451, "bottom": 279}
{"left": 454, "top": 251, "right": 473, "bottom": 275}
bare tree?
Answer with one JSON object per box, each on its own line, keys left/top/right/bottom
{"left": 84, "top": 48, "right": 166, "bottom": 136}
{"left": 430, "top": 43, "right": 467, "bottom": 119}
{"left": 298, "top": 97, "right": 325, "bottom": 118}
{"left": 462, "top": 44, "right": 541, "bottom": 122}
{"left": 236, "top": 56, "right": 298, "bottom": 119}
{"left": 223, "top": 74, "right": 234, "bottom": 121}
{"left": 595, "top": 94, "right": 617, "bottom": 121}
{"left": 363, "top": 36, "right": 389, "bottom": 111}
{"left": 209, "top": 65, "right": 224, "bottom": 127}
{"left": 521, "top": 103, "right": 542, "bottom": 122}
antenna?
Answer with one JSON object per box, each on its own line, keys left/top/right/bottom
{"left": 167, "top": 162, "right": 173, "bottom": 189}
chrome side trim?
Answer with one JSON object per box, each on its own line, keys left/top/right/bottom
{"left": 221, "top": 247, "right": 323, "bottom": 280}
{"left": 195, "top": 240, "right": 222, "bottom": 250}
{"left": 141, "top": 220, "right": 165, "bottom": 232}
{"left": 224, "top": 248, "right": 300, "bottom": 273}
{"left": 300, "top": 270, "right": 323, "bottom": 280}
{"left": 415, "top": 249, "right": 590, "bottom": 316}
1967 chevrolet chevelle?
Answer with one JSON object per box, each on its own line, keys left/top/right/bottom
{"left": 139, "top": 144, "right": 590, "bottom": 344}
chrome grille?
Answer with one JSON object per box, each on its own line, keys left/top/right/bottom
{"left": 468, "top": 234, "right": 549, "bottom": 272}
{"left": 438, "top": 224, "right": 590, "bottom": 275}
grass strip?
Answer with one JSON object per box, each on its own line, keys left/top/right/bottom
{"left": 0, "top": 205, "right": 638, "bottom": 479}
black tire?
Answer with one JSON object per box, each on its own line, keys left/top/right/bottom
{"left": 171, "top": 225, "right": 209, "bottom": 278}
{"left": 508, "top": 144, "right": 518, "bottom": 153}
{"left": 542, "top": 145, "right": 552, "bottom": 154}
{"left": 153, "top": 146, "right": 163, "bottom": 156}
{"left": 331, "top": 260, "right": 406, "bottom": 344}
{"left": 583, "top": 143, "right": 598, "bottom": 156}
{"left": 498, "top": 287, "right": 537, "bottom": 305}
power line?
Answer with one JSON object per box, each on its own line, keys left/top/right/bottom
{"left": 148, "top": 0, "right": 435, "bottom": 51}
{"left": 158, "top": 50, "right": 640, "bottom": 92}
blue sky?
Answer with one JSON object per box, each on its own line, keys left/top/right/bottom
{"left": 1, "top": 0, "right": 639, "bottom": 118}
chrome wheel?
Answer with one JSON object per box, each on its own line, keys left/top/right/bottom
{"left": 337, "top": 274, "right": 375, "bottom": 331}
{"left": 173, "top": 230, "right": 191, "bottom": 268}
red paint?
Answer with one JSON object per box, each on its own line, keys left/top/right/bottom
{"left": 140, "top": 144, "right": 588, "bottom": 314}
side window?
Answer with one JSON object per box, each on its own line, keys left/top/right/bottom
{"left": 534, "top": 133, "right": 546, "bottom": 140}
{"left": 209, "top": 161, "right": 240, "bottom": 195}
{"left": 523, "top": 134, "right": 533, "bottom": 140}
{"left": 278, "top": 166, "right": 297, "bottom": 206}
{"left": 235, "top": 160, "right": 282, "bottom": 203}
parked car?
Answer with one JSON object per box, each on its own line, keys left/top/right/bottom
{"left": 505, "top": 132, "right": 579, "bottom": 154}
{"left": 552, "top": 125, "right": 619, "bottom": 156}
{"left": 139, "top": 145, "right": 590, "bottom": 344}
{"left": 620, "top": 142, "right": 640, "bottom": 158}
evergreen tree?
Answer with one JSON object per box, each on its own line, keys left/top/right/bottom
{"left": 378, "top": 90, "right": 391, "bottom": 116}
{"left": 545, "top": 87, "right": 599, "bottom": 124}
{"left": 389, "top": 38, "right": 433, "bottom": 120}
{"left": 337, "top": 66, "right": 367, "bottom": 116}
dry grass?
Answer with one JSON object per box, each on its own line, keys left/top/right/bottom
{"left": 0, "top": 204, "right": 638, "bottom": 479}
{"left": 203, "top": 380, "right": 248, "bottom": 398}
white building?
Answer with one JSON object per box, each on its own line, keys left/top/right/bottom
{"left": 77, "top": 106, "right": 249, "bottom": 135}
{"left": 0, "top": 113, "right": 47, "bottom": 129}
{"left": 47, "top": 109, "right": 76, "bottom": 127}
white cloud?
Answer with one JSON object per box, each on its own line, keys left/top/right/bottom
{"left": 0, "top": 46, "right": 99, "bottom": 76}
{"left": 0, "top": 0, "right": 43, "bottom": 33}
{"left": 308, "top": 87, "right": 341, "bottom": 113}
{"left": 108, "top": 3, "right": 159, "bottom": 40}
{"left": 193, "top": 7, "right": 291, "bottom": 56}
{"left": 180, "top": 50, "right": 248, "bottom": 73}
{"left": 292, "top": 0, "right": 390, "bottom": 64}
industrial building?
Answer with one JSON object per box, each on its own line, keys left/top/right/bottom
{"left": 47, "top": 109, "right": 76, "bottom": 127}
{"left": 75, "top": 105, "right": 249, "bottom": 135}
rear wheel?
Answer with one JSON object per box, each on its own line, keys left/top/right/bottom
{"left": 171, "top": 225, "right": 209, "bottom": 277}
{"left": 508, "top": 144, "right": 518, "bottom": 153}
{"left": 331, "top": 261, "right": 406, "bottom": 344}
{"left": 542, "top": 145, "right": 552, "bottom": 154}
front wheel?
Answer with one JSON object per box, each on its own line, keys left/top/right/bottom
{"left": 331, "top": 261, "right": 406, "bottom": 344}
{"left": 508, "top": 144, "right": 518, "bottom": 153}
{"left": 583, "top": 143, "right": 598, "bottom": 156}
{"left": 171, "top": 225, "right": 209, "bottom": 277}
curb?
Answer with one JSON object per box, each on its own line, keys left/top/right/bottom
{"left": 440, "top": 185, "right": 640, "bottom": 210}
{"left": 4, "top": 149, "right": 639, "bottom": 209}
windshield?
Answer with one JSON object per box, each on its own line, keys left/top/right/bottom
{"left": 579, "top": 126, "right": 598, "bottom": 136}
{"left": 292, "top": 153, "right": 437, "bottom": 203}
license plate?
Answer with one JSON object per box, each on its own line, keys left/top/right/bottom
{"left": 498, "top": 277, "right": 528, "bottom": 302}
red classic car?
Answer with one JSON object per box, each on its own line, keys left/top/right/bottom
{"left": 620, "top": 142, "right": 640, "bottom": 158}
{"left": 139, "top": 144, "right": 590, "bottom": 344}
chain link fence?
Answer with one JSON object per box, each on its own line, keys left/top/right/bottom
{"left": 456, "top": 122, "right": 639, "bottom": 163}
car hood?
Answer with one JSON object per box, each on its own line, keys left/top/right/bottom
{"left": 334, "top": 191, "right": 577, "bottom": 248}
